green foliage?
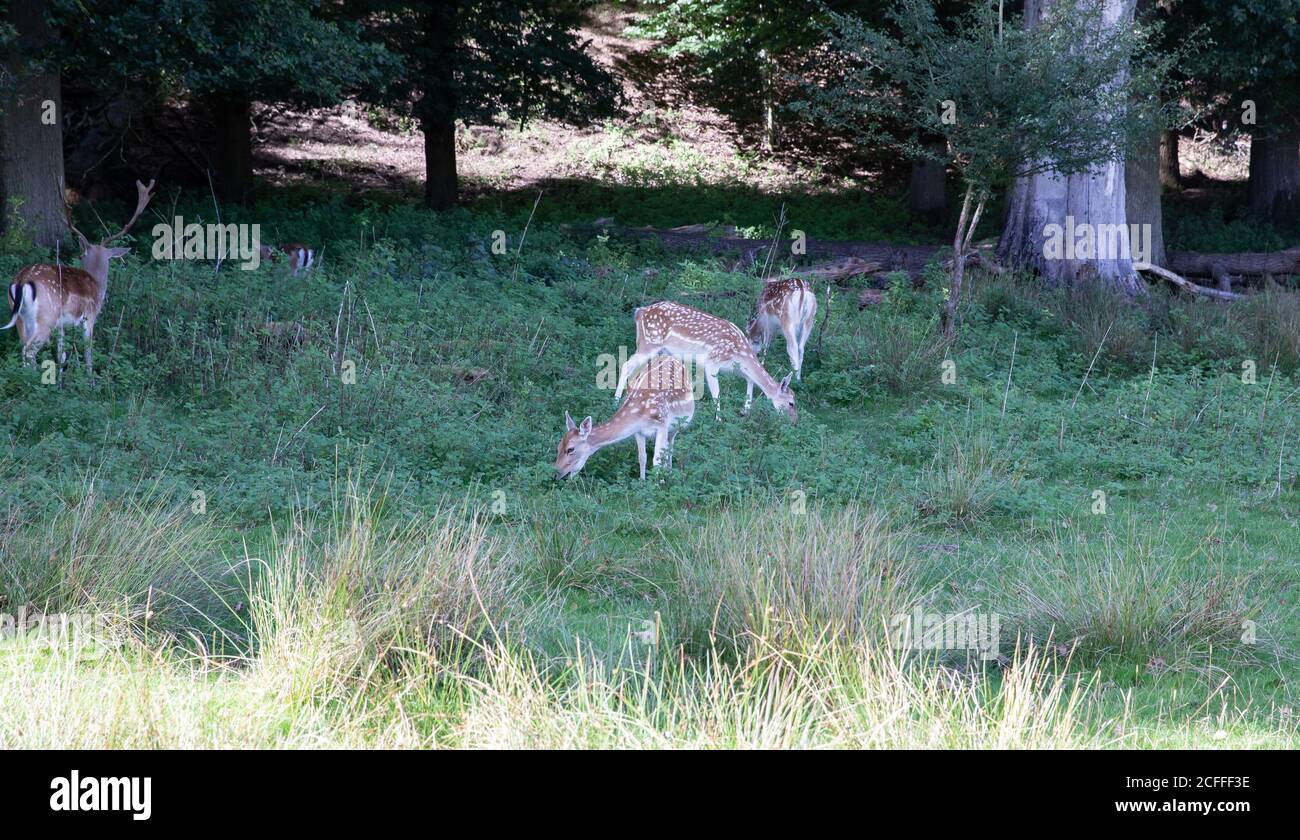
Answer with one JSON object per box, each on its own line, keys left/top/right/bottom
{"left": 798, "top": 0, "right": 1177, "bottom": 190}
{"left": 50, "top": 0, "right": 397, "bottom": 107}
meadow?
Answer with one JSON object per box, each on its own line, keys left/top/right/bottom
{"left": 0, "top": 180, "right": 1296, "bottom": 748}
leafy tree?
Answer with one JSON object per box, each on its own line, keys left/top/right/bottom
{"left": 1164, "top": 0, "right": 1300, "bottom": 223}
{"left": 800, "top": 0, "right": 1172, "bottom": 336}
{"left": 51, "top": 0, "right": 397, "bottom": 204}
{"left": 353, "top": 0, "right": 620, "bottom": 210}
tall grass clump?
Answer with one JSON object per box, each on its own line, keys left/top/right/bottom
{"left": 914, "top": 434, "right": 1019, "bottom": 525}
{"left": 865, "top": 314, "right": 947, "bottom": 395}
{"left": 244, "top": 480, "right": 534, "bottom": 700}
{"left": 1006, "top": 521, "right": 1261, "bottom": 662}
{"left": 0, "top": 481, "right": 223, "bottom": 633}
{"left": 668, "top": 500, "right": 917, "bottom": 653}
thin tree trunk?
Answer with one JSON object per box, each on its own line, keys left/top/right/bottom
{"left": 423, "top": 117, "right": 458, "bottom": 211}
{"left": 1248, "top": 123, "right": 1300, "bottom": 223}
{"left": 1158, "top": 129, "right": 1181, "bottom": 189}
{"left": 0, "top": 0, "right": 67, "bottom": 248}
{"left": 942, "top": 185, "right": 974, "bottom": 341}
{"left": 209, "top": 96, "right": 254, "bottom": 205}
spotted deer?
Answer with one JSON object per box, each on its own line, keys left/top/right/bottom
{"left": 3, "top": 179, "right": 155, "bottom": 374}
{"left": 260, "top": 242, "right": 315, "bottom": 275}
{"left": 745, "top": 275, "right": 822, "bottom": 407}
{"left": 613, "top": 301, "right": 796, "bottom": 423}
{"left": 557, "top": 355, "right": 695, "bottom": 480}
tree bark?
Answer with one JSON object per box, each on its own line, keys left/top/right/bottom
{"left": 1158, "top": 129, "right": 1181, "bottom": 189}
{"left": 1125, "top": 128, "right": 1167, "bottom": 268}
{"left": 208, "top": 96, "right": 254, "bottom": 205}
{"left": 1247, "top": 123, "right": 1300, "bottom": 223}
{"left": 907, "top": 138, "right": 947, "bottom": 225}
{"left": 997, "top": 0, "right": 1143, "bottom": 295}
{"left": 423, "top": 117, "right": 458, "bottom": 211}
{"left": 0, "top": 0, "right": 67, "bottom": 248}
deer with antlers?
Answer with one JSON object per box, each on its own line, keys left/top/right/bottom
{"left": 612, "top": 301, "right": 797, "bottom": 423}
{"left": 557, "top": 355, "right": 695, "bottom": 480}
{"left": 3, "top": 179, "right": 155, "bottom": 375}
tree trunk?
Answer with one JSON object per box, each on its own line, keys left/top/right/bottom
{"left": 1158, "top": 129, "right": 1181, "bottom": 189}
{"left": 907, "top": 138, "right": 946, "bottom": 225}
{"left": 0, "top": 0, "right": 67, "bottom": 248}
{"left": 423, "top": 117, "right": 458, "bottom": 211}
{"left": 1247, "top": 123, "right": 1300, "bottom": 223}
{"left": 1125, "top": 128, "right": 1167, "bottom": 268}
{"left": 997, "top": 0, "right": 1143, "bottom": 295}
{"left": 208, "top": 96, "right": 254, "bottom": 205}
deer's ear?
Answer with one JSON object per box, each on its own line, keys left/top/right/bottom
{"left": 105, "top": 246, "right": 132, "bottom": 259}
{"left": 579, "top": 416, "right": 593, "bottom": 437}
{"left": 779, "top": 372, "right": 793, "bottom": 392}
{"left": 565, "top": 411, "right": 577, "bottom": 432}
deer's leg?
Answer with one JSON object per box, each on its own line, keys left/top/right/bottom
{"left": 785, "top": 326, "right": 801, "bottom": 382}
{"left": 652, "top": 427, "right": 668, "bottom": 472}
{"left": 743, "top": 378, "right": 754, "bottom": 416}
{"left": 705, "top": 366, "right": 721, "bottom": 421}
{"left": 666, "top": 427, "right": 678, "bottom": 469}
{"left": 636, "top": 433, "right": 647, "bottom": 480}
{"left": 56, "top": 326, "right": 67, "bottom": 374}
{"left": 21, "top": 322, "right": 49, "bottom": 368}
{"left": 82, "top": 320, "right": 95, "bottom": 378}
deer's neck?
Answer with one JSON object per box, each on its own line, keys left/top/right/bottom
{"left": 79, "top": 253, "right": 110, "bottom": 302}
{"left": 588, "top": 408, "right": 640, "bottom": 449}
{"left": 741, "top": 355, "right": 782, "bottom": 400}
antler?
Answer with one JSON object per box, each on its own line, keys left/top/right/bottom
{"left": 102, "top": 179, "right": 156, "bottom": 244}
{"left": 57, "top": 178, "right": 90, "bottom": 248}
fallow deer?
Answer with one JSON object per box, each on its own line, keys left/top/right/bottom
{"left": 612, "top": 301, "right": 797, "bottom": 423}
{"left": 557, "top": 355, "right": 695, "bottom": 480}
{"left": 745, "top": 276, "right": 820, "bottom": 407}
{"left": 260, "top": 242, "right": 315, "bottom": 275}
{"left": 3, "top": 179, "right": 155, "bottom": 374}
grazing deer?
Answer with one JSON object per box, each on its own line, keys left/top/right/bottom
{"left": 557, "top": 356, "right": 695, "bottom": 480}
{"left": 613, "top": 301, "right": 797, "bottom": 423}
{"left": 745, "top": 276, "right": 823, "bottom": 408}
{"left": 260, "top": 242, "right": 315, "bottom": 275}
{"left": 3, "top": 179, "right": 155, "bottom": 374}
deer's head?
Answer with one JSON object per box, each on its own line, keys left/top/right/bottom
{"left": 772, "top": 372, "right": 797, "bottom": 424}
{"left": 555, "top": 411, "right": 596, "bottom": 479}
{"left": 65, "top": 179, "right": 155, "bottom": 281}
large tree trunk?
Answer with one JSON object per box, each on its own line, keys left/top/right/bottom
{"left": 1125, "top": 128, "right": 1167, "bottom": 268}
{"left": 208, "top": 96, "right": 254, "bottom": 205}
{"left": 997, "top": 0, "right": 1143, "bottom": 295}
{"left": 0, "top": 0, "right": 67, "bottom": 248}
{"left": 423, "top": 117, "right": 458, "bottom": 211}
{"left": 1159, "top": 129, "right": 1181, "bottom": 189}
{"left": 907, "top": 138, "right": 946, "bottom": 225}
{"left": 1247, "top": 123, "right": 1300, "bottom": 223}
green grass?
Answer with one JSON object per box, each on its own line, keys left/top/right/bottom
{"left": 0, "top": 187, "right": 1297, "bottom": 748}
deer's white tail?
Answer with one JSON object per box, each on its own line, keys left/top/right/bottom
{"left": 2, "top": 282, "right": 35, "bottom": 331}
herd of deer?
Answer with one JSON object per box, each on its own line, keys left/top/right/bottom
{"left": 555, "top": 277, "right": 819, "bottom": 481}
{"left": 2, "top": 179, "right": 314, "bottom": 374}
{"left": 2, "top": 179, "right": 817, "bottom": 483}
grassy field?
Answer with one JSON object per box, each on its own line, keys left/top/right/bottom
{"left": 0, "top": 175, "right": 1297, "bottom": 748}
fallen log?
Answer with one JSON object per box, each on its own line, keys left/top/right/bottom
{"left": 1167, "top": 247, "right": 1300, "bottom": 279}
{"left": 572, "top": 221, "right": 1299, "bottom": 288}
{"left": 1138, "top": 264, "right": 1243, "bottom": 301}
